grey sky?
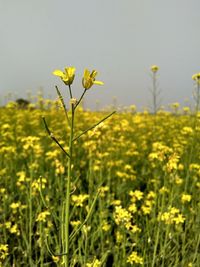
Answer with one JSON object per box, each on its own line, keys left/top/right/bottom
{"left": 1, "top": 0, "right": 200, "bottom": 110}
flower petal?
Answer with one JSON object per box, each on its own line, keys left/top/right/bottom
{"left": 90, "top": 70, "right": 98, "bottom": 79}
{"left": 93, "top": 80, "right": 104, "bottom": 86}
{"left": 83, "top": 69, "right": 90, "bottom": 79}
{"left": 52, "top": 70, "right": 64, "bottom": 77}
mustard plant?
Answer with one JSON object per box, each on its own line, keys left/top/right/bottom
{"left": 150, "top": 65, "right": 161, "bottom": 114}
{"left": 43, "top": 67, "right": 115, "bottom": 267}
{"left": 192, "top": 72, "right": 200, "bottom": 113}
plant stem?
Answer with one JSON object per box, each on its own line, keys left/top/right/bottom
{"left": 73, "top": 111, "right": 116, "bottom": 142}
{"left": 75, "top": 89, "right": 86, "bottom": 110}
{"left": 64, "top": 103, "right": 74, "bottom": 267}
{"left": 153, "top": 72, "right": 157, "bottom": 114}
{"left": 195, "top": 83, "right": 200, "bottom": 113}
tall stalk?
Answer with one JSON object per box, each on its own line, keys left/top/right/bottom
{"left": 152, "top": 72, "right": 157, "bottom": 115}
{"left": 150, "top": 65, "right": 160, "bottom": 114}
{"left": 42, "top": 66, "right": 115, "bottom": 266}
{"left": 64, "top": 101, "right": 74, "bottom": 266}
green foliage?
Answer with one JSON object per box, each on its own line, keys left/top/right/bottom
{"left": 0, "top": 105, "right": 200, "bottom": 266}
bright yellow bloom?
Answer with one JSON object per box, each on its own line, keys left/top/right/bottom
{"left": 192, "top": 73, "right": 200, "bottom": 81}
{"left": 102, "top": 220, "right": 111, "bottom": 232}
{"left": 129, "top": 190, "right": 143, "bottom": 202}
{"left": 127, "top": 251, "right": 143, "bottom": 265}
{"left": 10, "top": 202, "right": 21, "bottom": 210}
{"left": 181, "top": 194, "right": 192, "bottom": 203}
{"left": 0, "top": 244, "right": 9, "bottom": 260}
{"left": 151, "top": 65, "right": 159, "bottom": 73}
{"left": 52, "top": 255, "right": 59, "bottom": 263}
{"left": 158, "top": 206, "right": 185, "bottom": 225}
{"left": 53, "top": 67, "right": 76, "bottom": 85}
{"left": 71, "top": 194, "right": 89, "bottom": 207}
{"left": 86, "top": 258, "right": 101, "bottom": 267}
{"left": 70, "top": 220, "right": 81, "bottom": 228}
{"left": 10, "top": 224, "right": 20, "bottom": 235}
{"left": 82, "top": 69, "right": 104, "bottom": 90}
{"left": 36, "top": 211, "right": 50, "bottom": 222}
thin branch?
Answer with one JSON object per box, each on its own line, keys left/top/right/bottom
{"left": 55, "top": 86, "right": 70, "bottom": 126}
{"left": 73, "top": 111, "right": 116, "bottom": 142}
{"left": 68, "top": 84, "right": 73, "bottom": 99}
{"left": 74, "top": 89, "right": 87, "bottom": 110}
{"left": 42, "top": 116, "right": 70, "bottom": 158}
{"left": 69, "top": 188, "right": 100, "bottom": 242}
{"left": 45, "top": 237, "right": 68, "bottom": 257}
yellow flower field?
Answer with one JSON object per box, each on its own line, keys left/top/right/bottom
{"left": 0, "top": 102, "right": 200, "bottom": 266}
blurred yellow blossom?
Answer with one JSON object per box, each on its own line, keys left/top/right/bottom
{"left": 151, "top": 65, "right": 159, "bottom": 73}
{"left": 36, "top": 211, "right": 50, "bottom": 222}
{"left": 181, "top": 194, "right": 192, "bottom": 203}
{"left": 82, "top": 69, "right": 104, "bottom": 90}
{"left": 127, "top": 251, "right": 143, "bottom": 265}
{"left": 53, "top": 67, "right": 76, "bottom": 86}
{"left": 71, "top": 194, "right": 89, "bottom": 207}
{"left": 0, "top": 244, "right": 8, "bottom": 260}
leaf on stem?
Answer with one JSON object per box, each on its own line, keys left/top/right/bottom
{"left": 42, "top": 116, "right": 70, "bottom": 158}
{"left": 73, "top": 111, "right": 116, "bottom": 142}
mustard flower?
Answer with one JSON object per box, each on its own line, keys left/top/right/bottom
{"left": 52, "top": 255, "right": 59, "bottom": 263}
{"left": 181, "top": 194, "right": 192, "bottom": 203}
{"left": 36, "top": 211, "right": 50, "bottom": 222}
{"left": 151, "top": 65, "right": 159, "bottom": 73}
{"left": 53, "top": 67, "right": 76, "bottom": 86}
{"left": 127, "top": 251, "right": 143, "bottom": 265}
{"left": 192, "top": 73, "right": 200, "bottom": 81}
{"left": 82, "top": 69, "right": 104, "bottom": 90}
{"left": 0, "top": 244, "right": 9, "bottom": 260}
{"left": 86, "top": 258, "right": 101, "bottom": 267}
{"left": 10, "top": 224, "right": 20, "bottom": 235}
{"left": 71, "top": 194, "right": 89, "bottom": 207}
{"left": 158, "top": 206, "right": 185, "bottom": 225}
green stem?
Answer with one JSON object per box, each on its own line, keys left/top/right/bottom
{"left": 55, "top": 86, "right": 70, "bottom": 127}
{"left": 195, "top": 83, "right": 200, "bottom": 113}
{"left": 151, "top": 224, "right": 160, "bottom": 267}
{"left": 193, "top": 233, "right": 200, "bottom": 263}
{"left": 69, "top": 189, "right": 100, "bottom": 242}
{"left": 69, "top": 85, "right": 73, "bottom": 99}
{"left": 29, "top": 154, "right": 33, "bottom": 266}
{"left": 42, "top": 116, "right": 70, "bottom": 158}
{"left": 64, "top": 103, "right": 75, "bottom": 267}
{"left": 75, "top": 89, "right": 87, "bottom": 110}
{"left": 73, "top": 111, "right": 116, "bottom": 142}
{"left": 153, "top": 73, "right": 156, "bottom": 114}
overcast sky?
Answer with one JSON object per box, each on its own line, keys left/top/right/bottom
{"left": 1, "top": 0, "right": 200, "bottom": 110}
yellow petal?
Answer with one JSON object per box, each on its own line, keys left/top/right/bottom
{"left": 93, "top": 80, "right": 104, "bottom": 86}
{"left": 65, "top": 67, "right": 76, "bottom": 77}
{"left": 52, "top": 70, "right": 64, "bottom": 77}
{"left": 83, "top": 69, "right": 90, "bottom": 79}
{"left": 90, "top": 70, "right": 98, "bottom": 79}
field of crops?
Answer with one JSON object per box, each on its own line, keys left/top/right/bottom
{"left": 1, "top": 100, "right": 200, "bottom": 266}
{"left": 0, "top": 67, "right": 200, "bottom": 267}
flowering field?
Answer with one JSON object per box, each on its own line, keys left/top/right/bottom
{"left": 0, "top": 102, "right": 200, "bottom": 266}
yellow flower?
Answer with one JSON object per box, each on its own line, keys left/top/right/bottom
{"left": 102, "top": 220, "right": 111, "bottom": 232}
{"left": 192, "top": 73, "right": 200, "bottom": 81}
{"left": 181, "top": 194, "right": 192, "bottom": 203}
{"left": 127, "top": 251, "right": 143, "bottom": 265}
{"left": 71, "top": 194, "right": 89, "bottom": 207}
{"left": 86, "top": 259, "right": 101, "bottom": 267}
{"left": 82, "top": 69, "right": 104, "bottom": 90}
{"left": 36, "top": 211, "right": 50, "bottom": 222}
{"left": 52, "top": 255, "right": 59, "bottom": 263}
{"left": 0, "top": 244, "right": 9, "bottom": 260}
{"left": 52, "top": 67, "right": 76, "bottom": 85}
{"left": 10, "top": 224, "right": 20, "bottom": 235}
{"left": 151, "top": 65, "right": 159, "bottom": 73}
